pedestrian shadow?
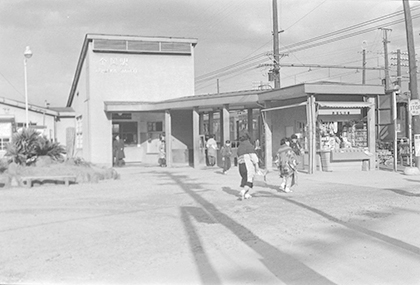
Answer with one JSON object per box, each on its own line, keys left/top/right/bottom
{"left": 221, "top": 187, "right": 238, "bottom": 197}
{"left": 257, "top": 190, "right": 420, "bottom": 256}
{"left": 166, "top": 173, "right": 336, "bottom": 285}
{"left": 384, "top": 188, "right": 420, "bottom": 197}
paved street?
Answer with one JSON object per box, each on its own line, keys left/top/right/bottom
{"left": 1, "top": 165, "right": 420, "bottom": 285}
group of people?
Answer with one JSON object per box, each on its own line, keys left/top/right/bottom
{"left": 235, "top": 132, "right": 303, "bottom": 200}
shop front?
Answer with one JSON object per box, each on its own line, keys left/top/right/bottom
{"left": 316, "top": 101, "right": 375, "bottom": 171}
{"left": 259, "top": 82, "right": 381, "bottom": 173}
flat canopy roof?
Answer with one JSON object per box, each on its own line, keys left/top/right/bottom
{"left": 104, "top": 82, "right": 385, "bottom": 113}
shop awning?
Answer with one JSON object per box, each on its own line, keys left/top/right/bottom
{"left": 316, "top": 101, "right": 373, "bottom": 108}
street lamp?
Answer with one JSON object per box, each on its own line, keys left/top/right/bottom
{"left": 24, "top": 46, "right": 32, "bottom": 128}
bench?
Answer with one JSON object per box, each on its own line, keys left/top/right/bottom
{"left": 21, "top": 175, "right": 77, "bottom": 188}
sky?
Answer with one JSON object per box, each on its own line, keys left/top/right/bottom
{"left": 0, "top": 0, "right": 419, "bottom": 108}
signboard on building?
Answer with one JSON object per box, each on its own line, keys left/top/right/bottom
{"left": 318, "top": 109, "right": 361, "bottom": 115}
{"left": 415, "top": 134, "right": 420, "bottom": 157}
{"left": 409, "top": 99, "right": 420, "bottom": 116}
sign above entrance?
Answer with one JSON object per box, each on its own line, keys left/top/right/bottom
{"left": 409, "top": 99, "right": 420, "bottom": 116}
{"left": 112, "top": 113, "right": 132, "bottom": 120}
{"left": 318, "top": 109, "right": 361, "bottom": 115}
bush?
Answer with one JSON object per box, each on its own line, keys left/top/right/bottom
{"left": 5, "top": 128, "right": 66, "bottom": 166}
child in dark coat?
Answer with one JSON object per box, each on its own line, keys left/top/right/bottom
{"left": 221, "top": 140, "right": 232, "bottom": 174}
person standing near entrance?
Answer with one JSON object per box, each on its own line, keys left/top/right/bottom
{"left": 237, "top": 132, "right": 260, "bottom": 200}
{"left": 276, "top": 138, "right": 298, "bottom": 193}
{"left": 113, "top": 135, "right": 125, "bottom": 167}
{"left": 206, "top": 134, "right": 218, "bottom": 166}
{"left": 221, "top": 140, "right": 232, "bottom": 174}
{"left": 158, "top": 137, "right": 167, "bottom": 167}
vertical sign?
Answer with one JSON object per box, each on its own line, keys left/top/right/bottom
{"left": 414, "top": 134, "right": 420, "bottom": 156}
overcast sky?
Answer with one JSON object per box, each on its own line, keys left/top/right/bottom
{"left": 0, "top": 0, "right": 419, "bottom": 107}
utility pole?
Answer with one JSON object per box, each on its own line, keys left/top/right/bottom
{"left": 362, "top": 48, "right": 366, "bottom": 84}
{"left": 403, "top": 0, "right": 420, "bottom": 169}
{"left": 379, "top": 27, "right": 398, "bottom": 171}
{"left": 379, "top": 28, "right": 392, "bottom": 90}
{"left": 396, "top": 49, "right": 402, "bottom": 87}
{"left": 272, "top": 0, "right": 280, "bottom": 88}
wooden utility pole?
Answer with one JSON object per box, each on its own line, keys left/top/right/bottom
{"left": 396, "top": 49, "right": 402, "bottom": 87}
{"left": 362, "top": 48, "right": 366, "bottom": 84}
{"left": 403, "top": 0, "right": 420, "bottom": 168}
{"left": 272, "top": 0, "right": 280, "bottom": 88}
{"left": 379, "top": 28, "right": 392, "bottom": 90}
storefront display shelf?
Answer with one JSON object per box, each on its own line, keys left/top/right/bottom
{"left": 331, "top": 148, "right": 371, "bottom": 161}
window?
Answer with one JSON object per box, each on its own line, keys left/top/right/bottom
{"left": 113, "top": 122, "right": 138, "bottom": 145}
{"left": 0, "top": 138, "right": 9, "bottom": 150}
{"left": 147, "top": 121, "right": 163, "bottom": 132}
{"left": 76, "top": 116, "right": 83, "bottom": 149}
{"left": 17, "top": 122, "right": 37, "bottom": 128}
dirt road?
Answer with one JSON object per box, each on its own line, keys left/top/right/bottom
{"left": 1, "top": 166, "right": 420, "bottom": 284}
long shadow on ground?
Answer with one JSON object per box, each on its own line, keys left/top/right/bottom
{"left": 256, "top": 190, "right": 420, "bottom": 256}
{"left": 166, "top": 172, "right": 336, "bottom": 285}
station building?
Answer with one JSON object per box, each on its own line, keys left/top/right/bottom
{"left": 63, "top": 33, "right": 386, "bottom": 173}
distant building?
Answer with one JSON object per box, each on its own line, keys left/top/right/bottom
{"left": 0, "top": 97, "right": 74, "bottom": 157}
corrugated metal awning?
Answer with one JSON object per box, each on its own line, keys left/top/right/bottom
{"left": 316, "top": 101, "right": 373, "bottom": 108}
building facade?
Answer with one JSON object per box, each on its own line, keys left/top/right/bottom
{"left": 65, "top": 33, "right": 386, "bottom": 173}
{"left": 66, "top": 34, "right": 198, "bottom": 166}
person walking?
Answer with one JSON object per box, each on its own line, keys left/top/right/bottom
{"left": 276, "top": 137, "right": 298, "bottom": 193}
{"left": 221, "top": 140, "right": 232, "bottom": 174}
{"left": 206, "top": 135, "right": 218, "bottom": 166}
{"left": 237, "top": 132, "right": 260, "bottom": 200}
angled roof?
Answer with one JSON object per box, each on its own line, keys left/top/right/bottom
{"left": 104, "top": 82, "right": 385, "bottom": 112}
{"left": 0, "top": 96, "right": 59, "bottom": 116}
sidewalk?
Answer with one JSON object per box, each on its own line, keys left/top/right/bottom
{"left": 1, "top": 164, "right": 420, "bottom": 284}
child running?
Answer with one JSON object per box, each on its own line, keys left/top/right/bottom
{"left": 237, "top": 132, "right": 260, "bottom": 200}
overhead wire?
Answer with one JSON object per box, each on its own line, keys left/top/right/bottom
{"left": 195, "top": 5, "right": 420, "bottom": 85}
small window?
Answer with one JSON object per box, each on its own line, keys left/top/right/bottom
{"left": 76, "top": 116, "right": 83, "bottom": 149}
{"left": 147, "top": 121, "right": 163, "bottom": 132}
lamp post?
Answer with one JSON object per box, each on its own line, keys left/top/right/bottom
{"left": 24, "top": 46, "right": 32, "bottom": 128}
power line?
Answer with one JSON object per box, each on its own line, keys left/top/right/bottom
{"left": 0, "top": 71, "right": 24, "bottom": 100}
{"left": 195, "top": 6, "right": 420, "bottom": 84}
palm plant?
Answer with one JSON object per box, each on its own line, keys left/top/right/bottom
{"left": 6, "top": 128, "right": 40, "bottom": 165}
{"left": 36, "top": 136, "right": 66, "bottom": 161}
{"left": 5, "top": 128, "right": 66, "bottom": 165}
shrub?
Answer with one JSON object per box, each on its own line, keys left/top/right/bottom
{"left": 36, "top": 136, "right": 66, "bottom": 161}
{"left": 5, "top": 128, "right": 66, "bottom": 165}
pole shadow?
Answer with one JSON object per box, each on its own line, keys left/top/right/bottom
{"left": 180, "top": 206, "right": 221, "bottom": 285}
{"left": 167, "top": 173, "right": 336, "bottom": 285}
{"left": 257, "top": 190, "right": 420, "bottom": 256}
{"left": 383, "top": 188, "right": 420, "bottom": 197}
